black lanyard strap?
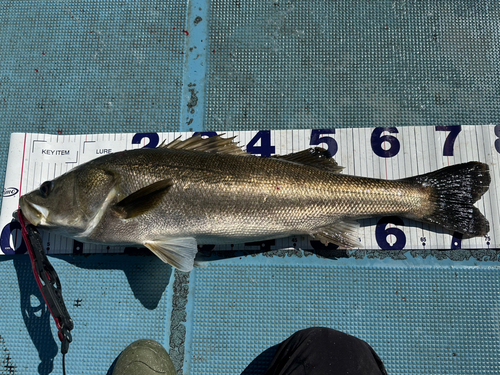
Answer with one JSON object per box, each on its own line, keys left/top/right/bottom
{"left": 16, "top": 209, "right": 73, "bottom": 355}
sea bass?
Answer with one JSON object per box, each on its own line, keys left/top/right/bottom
{"left": 19, "top": 135, "right": 490, "bottom": 271}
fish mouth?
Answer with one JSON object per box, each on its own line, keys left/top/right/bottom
{"left": 19, "top": 196, "right": 48, "bottom": 226}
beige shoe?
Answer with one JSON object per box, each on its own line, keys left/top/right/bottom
{"left": 112, "top": 339, "right": 176, "bottom": 375}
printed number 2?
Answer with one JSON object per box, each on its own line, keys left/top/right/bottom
{"left": 132, "top": 133, "right": 159, "bottom": 149}
{"left": 435, "top": 126, "right": 461, "bottom": 156}
{"left": 310, "top": 129, "right": 338, "bottom": 157}
{"left": 246, "top": 130, "right": 275, "bottom": 157}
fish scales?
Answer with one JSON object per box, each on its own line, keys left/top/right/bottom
{"left": 84, "top": 148, "right": 427, "bottom": 244}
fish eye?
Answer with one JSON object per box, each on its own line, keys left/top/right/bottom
{"left": 39, "top": 181, "right": 54, "bottom": 198}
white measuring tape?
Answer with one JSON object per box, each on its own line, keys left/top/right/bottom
{"left": 1, "top": 125, "right": 498, "bottom": 255}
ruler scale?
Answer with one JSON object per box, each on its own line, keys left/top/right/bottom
{"left": 0, "top": 125, "right": 498, "bottom": 255}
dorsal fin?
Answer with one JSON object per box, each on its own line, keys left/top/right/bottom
{"left": 273, "top": 147, "right": 343, "bottom": 173}
{"left": 161, "top": 134, "right": 248, "bottom": 156}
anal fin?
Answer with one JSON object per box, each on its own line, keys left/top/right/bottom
{"left": 311, "top": 221, "right": 361, "bottom": 248}
{"left": 144, "top": 237, "right": 198, "bottom": 272}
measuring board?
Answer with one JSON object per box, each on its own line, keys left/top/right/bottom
{"left": 0, "top": 125, "right": 498, "bottom": 256}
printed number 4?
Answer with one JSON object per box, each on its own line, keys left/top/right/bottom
{"left": 246, "top": 131, "right": 275, "bottom": 157}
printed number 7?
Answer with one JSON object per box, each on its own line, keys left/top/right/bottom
{"left": 435, "top": 126, "right": 461, "bottom": 156}
{"left": 310, "top": 129, "right": 338, "bottom": 157}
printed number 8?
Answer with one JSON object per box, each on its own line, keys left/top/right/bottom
{"left": 495, "top": 125, "right": 500, "bottom": 154}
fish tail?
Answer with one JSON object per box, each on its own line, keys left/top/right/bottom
{"left": 405, "top": 162, "right": 490, "bottom": 238}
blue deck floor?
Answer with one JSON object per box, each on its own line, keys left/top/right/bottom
{"left": 1, "top": 1, "right": 500, "bottom": 374}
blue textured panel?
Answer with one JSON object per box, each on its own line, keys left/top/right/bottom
{"left": 0, "top": 0, "right": 186, "bottom": 199}
{"left": 0, "top": 255, "right": 172, "bottom": 375}
{"left": 185, "top": 255, "right": 500, "bottom": 374}
{"left": 0, "top": 3, "right": 186, "bottom": 372}
{"left": 206, "top": 1, "right": 500, "bottom": 131}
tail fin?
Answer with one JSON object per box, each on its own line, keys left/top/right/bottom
{"left": 405, "top": 162, "right": 490, "bottom": 238}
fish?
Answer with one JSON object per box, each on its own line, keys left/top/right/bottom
{"left": 19, "top": 135, "right": 491, "bottom": 272}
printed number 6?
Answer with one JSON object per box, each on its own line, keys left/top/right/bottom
{"left": 310, "top": 129, "right": 338, "bottom": 157}
{"left": 371, "top": 127, "right": 400, "bottom": 158}
{"left": 375, "top": 216, "right": 406, "bottom": 250}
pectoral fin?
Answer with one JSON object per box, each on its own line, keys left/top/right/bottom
{"left": 144, "top": 237, "right": 198, "bottom": 272}
{"left": 113, "top": 179, "right": 173, "bottom": 219}
{"left": 311, "top": 221, "right": 361, "bottom": 248}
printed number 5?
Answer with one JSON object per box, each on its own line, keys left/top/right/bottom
{"left": 310, "top": 129, "right": 338, "bottom": 157}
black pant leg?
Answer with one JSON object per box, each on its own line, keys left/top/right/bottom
{"left": 263, "top": 327, "right": 387, "bottom": 375}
